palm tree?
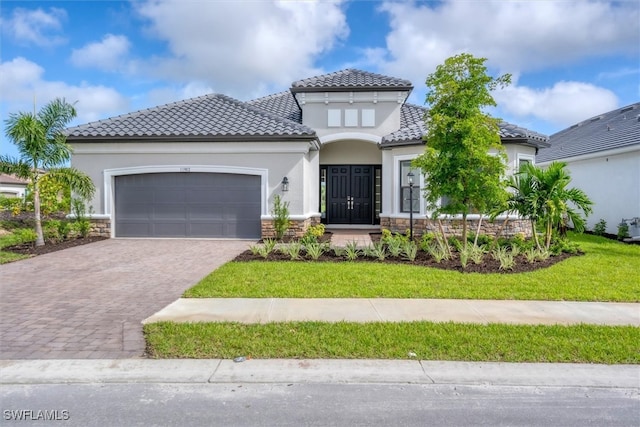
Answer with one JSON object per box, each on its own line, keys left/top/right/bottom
{"left": 532, "top": 161, "right": 593, "bottom": 248}
{"left": 1, "top": 98, "right": 95, "bottom": 246}
{"left": 500, "top": 164, "right": 544, "bottom": 249}
{"left": 498, "top": 162, "right": 593, "bottom": 250}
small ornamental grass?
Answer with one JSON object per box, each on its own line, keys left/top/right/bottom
{"left": 363, "top": 241, "right": 387, "bottom": 261}
{"left": 250, "top": 238, "right": 277, "bottom": 259}
{"left": 401, "top": 241, "right": 418, "bottom": 262}
{"left": 280, "top": 242, "right": 303, "bottom": 260}
{"left": 343, "top": 241, "right": 360, "bottom": 261}
{"left": 304, "top": 242, "right": 328, "bottom": 261}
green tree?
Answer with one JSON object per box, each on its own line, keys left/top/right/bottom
{"left": 496, "top": 162, "right": 593, "bottom": 249}
{"left": 413, "top": 53, "right": 511, "bottom": 246}
{"left": 498, "top": 165, "right": 544, "bottom": 249}
{"left": 1, "top": 98, "right": 95, "bottom": 246}
{"left": 524, "top": 162, "right": 592, "bottom": 249}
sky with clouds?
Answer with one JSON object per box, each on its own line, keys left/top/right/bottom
{"left": 1, "top": 0, "right": 638, "bottom": 158}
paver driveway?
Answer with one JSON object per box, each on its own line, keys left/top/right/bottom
{"left": 0, "top": 239, "right": 250, "bottom": 359}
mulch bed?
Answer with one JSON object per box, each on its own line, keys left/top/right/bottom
{"left": 234, "top": 243, "right": 581, "bottom": 274}
{"left": 3, "top": 227, "right": 580, "bottom": 273}
{"left": 4, "top": 236, "right": 109, "bottom": 256}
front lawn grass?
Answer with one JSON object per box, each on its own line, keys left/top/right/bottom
{"left": 144, "top": 321, "right": 640, "bottom": 364}
{"left": 184, "top": 233, "right": 640, "bottom": 302}
{"left": 0, "top": 226, "right": 31, "bottom": 264}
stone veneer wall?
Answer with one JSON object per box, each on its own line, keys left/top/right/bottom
{"left": 261, "top": 216, "right": 321, "bottom": 239}
{"left": 89, "top": 218, "right": 111, "bottom": 237}
{"left": 381, "top": 217, "right": 531, "bottom": 239}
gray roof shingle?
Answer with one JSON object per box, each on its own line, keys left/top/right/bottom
{"left": 66, "top": 93, "right": 316, "bottom": 141}
{"left": 291, "top": 68, "right": 413, "bottom": 93}
{"left": 381, "top": 104, "right": 549, "bottom": 148}
{"left": 537, "top": 102, "right": 640, "bottom": 163}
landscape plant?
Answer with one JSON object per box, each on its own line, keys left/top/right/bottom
{"left": 501, "top": 162, "right": 593, "bottom": 250}
{"left": 617, "top": 222, "right": 629, "bottom": 240}
{"left": 304, "top": 242, "right": 327, "bottom": 260}
{"left": 593, "top": 219, "right": 607, "bottom": 236}
{"left": 401, "top": 241, "right": 418, "bottom": 262}
{"left": 251, "top": 238, "right": 277, "bottom": 258}
{"left": 70, "top": 198, "right": 92, "bottom": 238}
{"left": 1, "top": 98, "right": 95, "bottom": 246}
{"left": 279, "top": 242, "right": 303, "bottom": 260}
{"left": 413, "top": 53, "right": 511, "bottom": 247}
{"left": 364, "top": 241, "right": 387, "bottom": 261}
{"left": 271, "top": 194, "right": 290, "bottom": 240}
{"left": 343, "top": 241, "right": 360, "bottom": 261}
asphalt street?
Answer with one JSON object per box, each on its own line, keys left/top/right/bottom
{"left": 2, "top": 382, "right": 638, "bottom": 427}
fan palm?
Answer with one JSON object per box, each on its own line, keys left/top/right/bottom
{"left": 1, "top": 98, "right": 95, "bottom": 246}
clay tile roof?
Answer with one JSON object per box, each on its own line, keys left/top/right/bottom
{"left": 248, "top": 91, "right": 302, "bottom": 124}
{"left": 65, "top": 93, "right": 316, "bottom": 141}
{"left": 381, "top": 104, "right": 549, "bottom": 149}
{"left": 291, "top": 68, "right": 413, "bottom": 93}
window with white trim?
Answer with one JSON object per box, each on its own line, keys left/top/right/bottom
{"left": 400, "top": 160, "right": 420, "bottom": 213}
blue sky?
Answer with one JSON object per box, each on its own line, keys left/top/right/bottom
{"left": 1, "top": 0, "right": 639, "bottom": 159}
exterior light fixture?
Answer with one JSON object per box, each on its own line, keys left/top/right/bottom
{"left": 281, "top": 176, "right": 289, "bottom": 192}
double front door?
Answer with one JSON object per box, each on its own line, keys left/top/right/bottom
{"left": 325, "top": 165, "right": 375, "bottom": 225}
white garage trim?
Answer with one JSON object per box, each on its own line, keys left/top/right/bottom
{"left": 104, "top": 165, "right": 268, "bottom": 238}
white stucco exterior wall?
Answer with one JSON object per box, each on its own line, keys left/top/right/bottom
{"left": 539, "top": 148, "right": 640, "bottom": 235}
{"left": 381, "top": 143, "right": 539, "bottom": 221}
{"left": 70, "top": 140, "right": 318, "bottom": 227}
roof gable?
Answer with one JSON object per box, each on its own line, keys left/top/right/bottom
{"left": 290, "top": 68, "right": 413, "bottom": 93}
{"left": 537, "top": 102, "right": 640, "bottom": 162}
{"left": 66, "top": 93, "right": 315, "bottom": 141}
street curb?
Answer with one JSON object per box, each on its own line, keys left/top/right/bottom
{"left": 1, "top": 359, "right": 638, "bottom": 388}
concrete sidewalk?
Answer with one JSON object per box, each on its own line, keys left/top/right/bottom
{"left": 1, "top": 359, "right": 638, "bottom": 388}
{"left": 143, "top": 298, "right": 640, "bottom": 326}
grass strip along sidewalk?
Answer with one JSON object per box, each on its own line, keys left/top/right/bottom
{"left": 145, "top": 321, "right": 640, "bottom": 364}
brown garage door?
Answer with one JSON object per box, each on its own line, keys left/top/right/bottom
{"left": 114, "top": 172, "right": 261, "bottom": 238}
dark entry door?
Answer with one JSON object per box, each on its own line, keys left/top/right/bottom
{"left": 327, "top": 165, "right": 373, "bottom": 224}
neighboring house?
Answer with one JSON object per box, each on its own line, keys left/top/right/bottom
{"left": 66, "top": 69, "right": 548, "bottom": 239}
{"left": 0, "top": 173, "right": 28, "bottom": 198}
{"left": 536, "top": 102, "right": 640, "bottom": 237}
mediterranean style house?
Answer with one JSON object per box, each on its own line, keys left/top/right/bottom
{"left": 66, "top": 69, "right": 549, "bottom": 239}
{"left": 537, "top": 102, "right": 640, "bottom": 238}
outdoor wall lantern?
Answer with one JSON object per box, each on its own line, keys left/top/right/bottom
{"left": 407, "top": 171, "right": 415, "bottom": 240}
{"left": 281, "top": 176, "right": 289, "bottom": 192}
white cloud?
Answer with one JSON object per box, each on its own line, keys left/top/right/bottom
{"left": 70, "top": 34, "right": 131, "bottom": 71}
{"left": 495, "top": 81, "right": 619, "bottom": 127}
{"left": 134, "top": 0, "right": 349, "bottom": 99}
{"left": 1, "top": 7, "right": 67, "bottom": 47}
{"left": 0, "top": 57, "right": 128, "bottom": 125}
{"left": 376, "top": 0, "right": 639, "bottom": 86}
{"left": 145, "top": 81, "right": 215, "bottom": 107}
